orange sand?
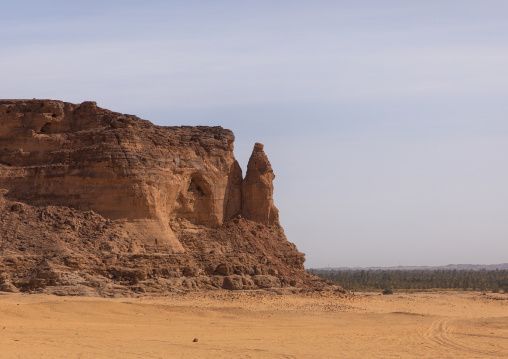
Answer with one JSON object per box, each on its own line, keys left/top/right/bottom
{"left": 0, "top": 291, "right": 506, "bottom": 358}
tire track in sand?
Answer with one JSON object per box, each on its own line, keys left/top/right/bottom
{"left": 424, "top": 318, "right": 507, "bottom": 357}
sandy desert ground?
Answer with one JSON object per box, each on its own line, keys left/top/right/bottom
{"left": 0, "top": 290, "right": 507, "bottom": 358}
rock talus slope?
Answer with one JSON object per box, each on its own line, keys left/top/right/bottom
{"left": 0, "top": 100, "right": 337, "bottom": 295}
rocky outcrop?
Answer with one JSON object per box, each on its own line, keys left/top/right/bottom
{"left": 241, "top": 143, "right": 279, "bottom": 225}
{"left": 0, "top": 100, "right": 341, "bottom": 296}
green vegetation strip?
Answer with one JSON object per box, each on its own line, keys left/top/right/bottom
{"left": 308, "top": 269, "right": 508, "bottom": 293}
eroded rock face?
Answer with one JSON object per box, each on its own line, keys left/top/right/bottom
{"left": 0, "top": 100, "right": 244, "bottom": 252}
{"left": 0, "top": 100, "right": 341, "bottom": 295}
{"left": 241, "top": 143, "right": 279, "bottom": 225}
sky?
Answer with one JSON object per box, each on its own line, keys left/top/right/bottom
{"left": 2, "top": 0, "right": 508, "bottom": 268}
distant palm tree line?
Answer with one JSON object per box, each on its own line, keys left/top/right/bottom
{"left": 308, "top": 269, "right": 508, "bottom": 292}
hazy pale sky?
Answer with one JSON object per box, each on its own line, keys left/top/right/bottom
{"left": 2, "top": 1, "right": 508, "bottom": 268}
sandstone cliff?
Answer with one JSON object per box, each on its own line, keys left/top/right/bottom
{"left": 0, "top": 100, "right": 337, "bottom": 296}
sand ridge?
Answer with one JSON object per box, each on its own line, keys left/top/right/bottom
{"left": 0, "top": 291, "right": 507, "bottom": 358}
